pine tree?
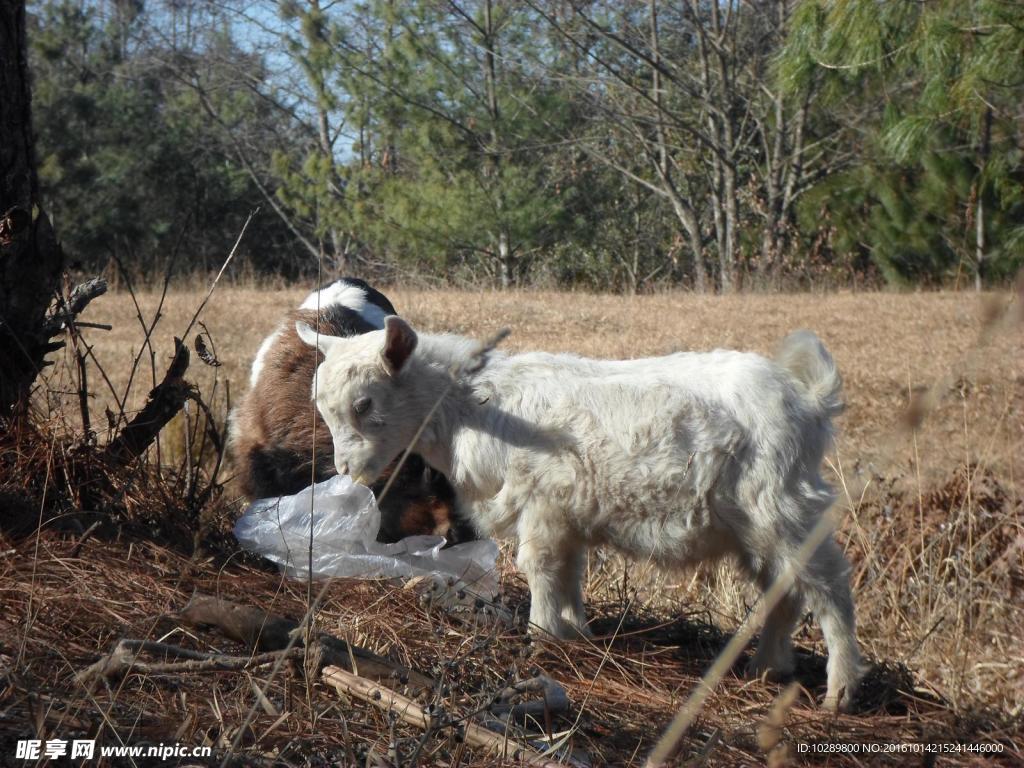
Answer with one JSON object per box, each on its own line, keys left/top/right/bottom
{"left": 781, "top": 0, "right": 1024, "bottom": 286}
{"left": 268, "top": 0, "right": 578, "bottom": 285}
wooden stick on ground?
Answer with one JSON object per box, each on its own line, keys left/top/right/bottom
{"left": 321, "top": 665, "right": 568, "bottom": 768}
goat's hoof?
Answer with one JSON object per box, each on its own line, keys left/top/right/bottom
{"left": 823, "top": 685, "right": 857, "bottom": 714}
{"left": 528, "top": 618, "right": 590, "bottom": 641}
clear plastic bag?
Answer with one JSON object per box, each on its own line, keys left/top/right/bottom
{"left": 234, "top": 475, "right": 498, "bottom": 597}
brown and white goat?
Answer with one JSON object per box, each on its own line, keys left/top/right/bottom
{"left": 228, "top": 279, "right": 475, "bottom": 544}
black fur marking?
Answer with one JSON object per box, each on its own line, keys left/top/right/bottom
{"left": 317, "top": 303, "right": 380, "bottom": 337}
{"left": 337, "top": 277, "right": 398, "bottom": 316}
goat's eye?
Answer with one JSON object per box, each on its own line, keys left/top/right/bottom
{"left": 352, "top": 396, "right": 372, "bottom": 416}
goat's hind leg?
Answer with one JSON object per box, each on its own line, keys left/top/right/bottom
{"left": 798, "top": 537, "right": 864, "bottom": 712}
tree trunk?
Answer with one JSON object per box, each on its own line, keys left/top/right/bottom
{"left": 317, "top": 104, "right": 346, "bottom": 274}
{"left": 691, "top": 0, "right": 737, "bottom": 293}
{"left": 659, "top": 165, "right": 707, "bottom": 293}
{"left": 0, "top": 1, "right": 64, "bottom": 419}
{"left": 975, "top": 106, "right": 992, "bottom": 292}
{"left": 975, "top": 193, "right": 984, "bottom": 293}
{"left": 668, "top": 198, "right": 706, "bottom": 294}
{"left": 721, "top": 163, "right": 738, "bottom": 292}
{"left": 711, "top": 0, "right": 737, "bottom": 294}
{"left": 483, "top": 0, "right": 513, "bottom": 288}
{"left": 651, "top": 0, "right": 705, "bottom": 293}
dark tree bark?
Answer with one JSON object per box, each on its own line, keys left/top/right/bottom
{"left": 0, "top": 1, "right": 63, "bottom": 419}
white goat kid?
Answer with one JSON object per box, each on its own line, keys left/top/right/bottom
{"left": 297, "top": 318, "right": 865, "bottom": 711}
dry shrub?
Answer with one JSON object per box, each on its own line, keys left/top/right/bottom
{"left": 0, "top": 413, "right": 236, "bottom": 555}
{"left": 839, "top": 461, "right": 1024, "bottom": 715}
{"left": 918, "top": 465, "right": 1021, "bottom": 593}
{"left": 847, "top": 463, "right": 1022, "bottom": 597}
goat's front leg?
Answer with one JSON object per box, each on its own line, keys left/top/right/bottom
{"left": 516, "top": 516, "right": 587, "bottom": 640}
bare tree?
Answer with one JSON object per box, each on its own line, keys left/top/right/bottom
{"left": 530, "top": 0, "right": 852, "bottom": 292}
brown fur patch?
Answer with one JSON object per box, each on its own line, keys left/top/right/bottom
{"left": 230, "top": 308, "right": 337, "bottom": 500}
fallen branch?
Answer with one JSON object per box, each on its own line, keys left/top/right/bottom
{"left": 77, "top": 639, "right": 300, "bottom": 690}
{"left": 77, "top": 596, "right": 575, "bottom": 763}
{"left": 322, "top": 665, "right": 569, "bottom": 768}
{"left": 175, "top": 594, "right": 432, "bottom": 690}
{"left": 104, "top": 337, "right": 192, "bottom": 465}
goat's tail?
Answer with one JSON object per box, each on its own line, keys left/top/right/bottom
{"left": 775, "top": 330, "right": 844, "bottom": 419}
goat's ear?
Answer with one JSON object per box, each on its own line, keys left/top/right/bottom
{"left": 295, "top": 321, "right": 339, "bottom": 355}
{"left": 381, "top": 316, "right": 417, "bottom": 375}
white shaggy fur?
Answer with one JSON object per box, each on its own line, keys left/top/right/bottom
{"left": 298, "top": 319, "right": 865, "bottom": 711}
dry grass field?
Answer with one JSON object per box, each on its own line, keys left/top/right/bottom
{"left": 4, "top": 284, "right": 1022, "bottom": 766}
{"left": 67, "top": 287, "right": 1022, "bottom": 480}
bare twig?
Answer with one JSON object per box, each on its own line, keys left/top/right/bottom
{"left": 178, "top": 209, "right": 257, "bottom": 345}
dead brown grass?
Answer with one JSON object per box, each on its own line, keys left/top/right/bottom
{"left": 3, "top": 285, "right": 1021, "bottom": 766}
{"left": 71, "top": 287, "right": 1022, "bottom": 482}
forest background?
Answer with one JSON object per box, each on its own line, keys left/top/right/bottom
{"left": 28, "top": 0, "right": 1024, "bottom": 293}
